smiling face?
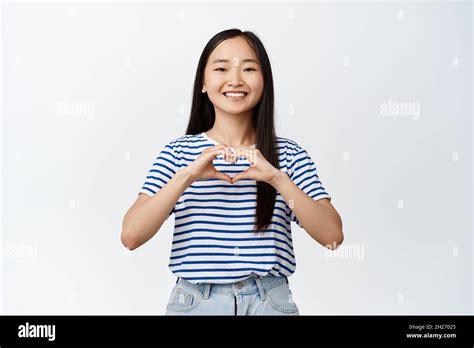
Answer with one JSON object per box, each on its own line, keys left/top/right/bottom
{"left": 202, "top": 36, "right": 264, "bottom": 116}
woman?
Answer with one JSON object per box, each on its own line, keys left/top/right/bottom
{"left": 121, "top": 28, "right": 344, "bottom": 315}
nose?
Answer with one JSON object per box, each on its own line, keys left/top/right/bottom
{"left": 227, "top": 67, "right": 243, "bottom": 86}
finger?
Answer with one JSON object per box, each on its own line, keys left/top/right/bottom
{"left": 224, "top": 147, "right": 234, "bottom": 162}
{"left": 235, "top": 147, "right": 253, "bottom": 161}
{"left": 239, "top": 148, "right": 257, "bottom": 166}
{"left": 232, "top": 169, "right": 251, "bottom": 183}
{"left": 205, "top": 146, "right": 227, "bottom": 160}
{"left": 234, "top": 148, "right": 245, "bottom": 161}
{"left": 214, "top": 170, "right": 233, "bottom": 184}
{"left": 249, "top": 149, "right": 258, "bottom": 166}
{"left": 203, "top": 145, "right": 225, "bottom": 155}
{"left": 237, "top": 146, "right": 252, "bottom": 158}
{"left": 228, "top": 148, "right": 237, "bottom": 163}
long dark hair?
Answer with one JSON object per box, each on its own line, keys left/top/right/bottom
{"left": 185, "top": 28, "right": 277, "bottom": 233}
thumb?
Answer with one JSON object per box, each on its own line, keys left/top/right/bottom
{"left": 213, "top": 170, "right": 233, "bottom": 184}
{"left": 232, "top": 169, "right": 251, "bottom": 184}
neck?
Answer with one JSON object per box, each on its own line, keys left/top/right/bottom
{"left": 207, "top": 108, "right": 256, "bottom": 147}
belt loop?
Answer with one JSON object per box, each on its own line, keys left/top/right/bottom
{"left": 253, "top": 275, "right": 266, "bottom": 301}
{"left": 285, "top": 277, "right": 289, "bottom": 284}
{"left": 176, "top": 277, "right": 180, "bottom": 284}
{"left": 203, "top": 283, "right": 211, "bottom": 300}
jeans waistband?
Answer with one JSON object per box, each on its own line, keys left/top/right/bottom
{"left": 175, "top": 274, "right": 289, "bottom": 301}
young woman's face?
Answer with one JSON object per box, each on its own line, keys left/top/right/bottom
{"left": 203, "top": 36, "right": 264, "bottom": 116}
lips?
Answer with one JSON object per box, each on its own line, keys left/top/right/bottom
{"left": 222, "top": 91, "right": 248, "bottom": 99}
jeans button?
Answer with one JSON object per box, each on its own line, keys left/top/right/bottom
{"left": 235, "top": 282, "right": 243, "bottom": 289}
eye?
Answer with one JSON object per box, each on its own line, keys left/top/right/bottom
{"left": 244, "top": 67, "right": 257, "bottom": 71}
{"left": 214, "top": 67, "right": 227, "bottom": 72}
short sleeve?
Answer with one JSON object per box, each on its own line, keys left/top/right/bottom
{"left": 287, "top": 146, "right": 331, "bottom": 227}
{"left": 139, "top": 144, "right": 177, "bottom": 215}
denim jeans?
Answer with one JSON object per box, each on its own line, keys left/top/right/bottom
{"left": 165, "top": 274, "right": 300, "bottom": 315}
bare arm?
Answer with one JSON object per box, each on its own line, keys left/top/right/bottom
{"left": 270, "top": 170, "right": 344, "bottom": 249}
{"left": 120, "top": 168, "right": 195, "bottom": 250}
{"left": 120, "top": 145, "right": 232, "bottom": 251}
{"left": 229, "top": 147, "right": 344, "bottom": 250}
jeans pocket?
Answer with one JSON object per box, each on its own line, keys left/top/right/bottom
{"left": 265, "top": 283, "right": 299, "bottom": 314}
{"left": 166, "top": 284, "right": 203, "bottom": 313}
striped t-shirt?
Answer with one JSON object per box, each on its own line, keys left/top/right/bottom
{"left": 139, "top": 132, "right": 331, "bottom": 284}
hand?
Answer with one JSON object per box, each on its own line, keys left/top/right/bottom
{"left": 185, "top": 145, "right": 234, "bottom": 184}
{"left": 229, "top": 147, "right": 281, "bottom": 184}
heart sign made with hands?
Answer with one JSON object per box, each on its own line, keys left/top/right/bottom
{"left": 224, "top": 146, "right": 278, "bottom": 184}
{"left": 188, "top": 145, "right": 279, "bottom": 185}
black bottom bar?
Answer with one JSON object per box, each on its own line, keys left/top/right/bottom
{"left": 0, "top": 315, "right": 472, "bottom": 346}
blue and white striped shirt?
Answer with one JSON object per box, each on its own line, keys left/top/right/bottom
{"left": 139, "top": 132, "right": 331, "bottom": 284}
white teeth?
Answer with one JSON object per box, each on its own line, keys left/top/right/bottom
{"left": 224, "top": 92, "right": 246, "bottom": 97}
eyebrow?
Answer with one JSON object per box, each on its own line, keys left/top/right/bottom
{"left": 211, "top": 58, "right": 259, "bottom": 64}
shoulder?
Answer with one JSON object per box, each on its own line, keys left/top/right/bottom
{"left": 162, "top": 133, "right": 208, "bottom": 153}
{"left": 275, "top": 136, "right": 307, "bottom": 159}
